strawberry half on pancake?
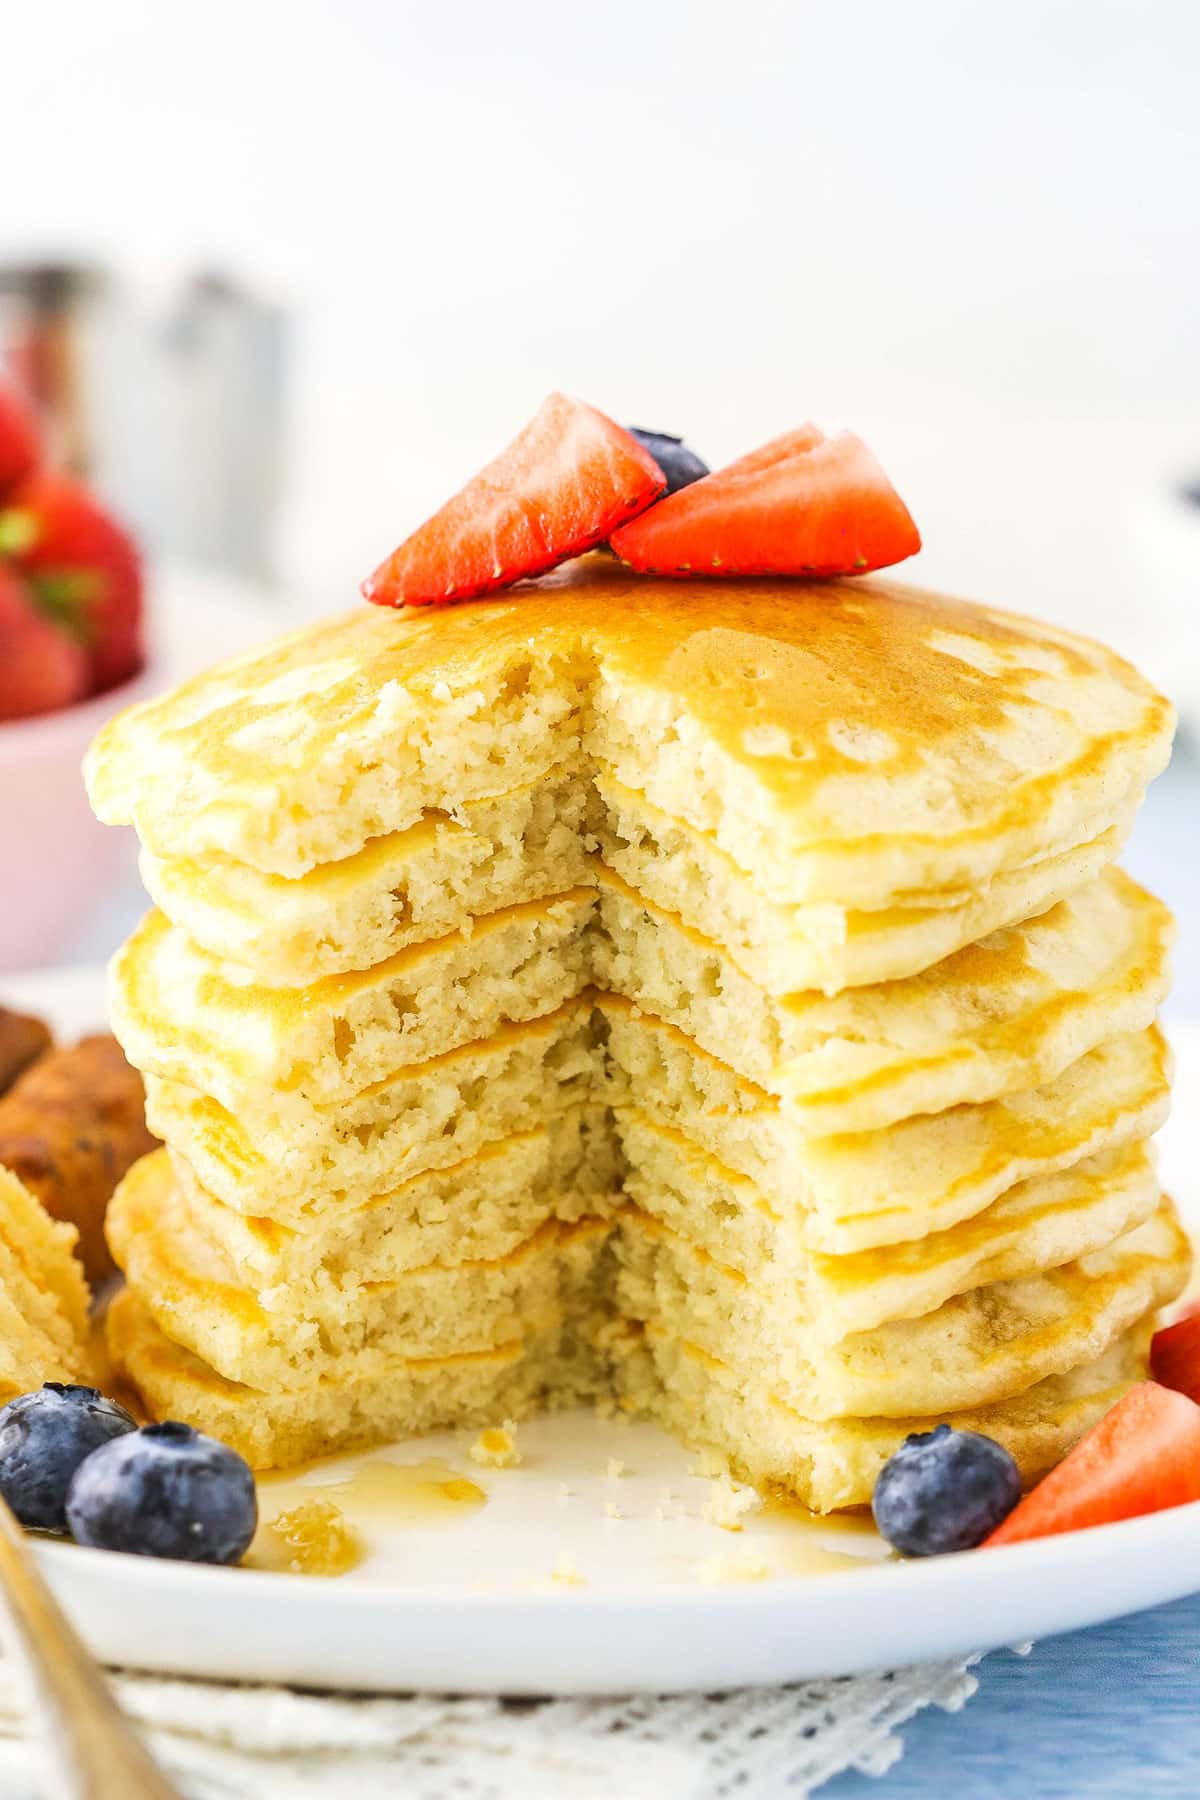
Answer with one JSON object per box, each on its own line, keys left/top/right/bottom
{"left": 611, "top": 424, "right": 920, "bottom": 578}
{"left": 365, "top": 393, "right": 666, "bottom": 607}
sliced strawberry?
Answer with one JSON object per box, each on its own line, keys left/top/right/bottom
{"left": 610, "top": 425, "right": 920, "bottom": 578}
{"left": 0, "top": 563, "right": 89, "bottom": 721}
{"left": 1151, "top": 1303, "right": 1200, "bottom": 1405}
{"left": 0, "top": 380, "right": 41, "bottom": 494}
{"left": 0, "top": 474, "right": 144, "bottom": 693}
{"left": 984, "top": 1382, "right": 1200, "bottom": 1547}
{"left": 364, "top": 393, "right": 665, "bottom": 607}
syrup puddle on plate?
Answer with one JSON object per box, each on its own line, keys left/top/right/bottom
{"left": 754, "top": 1498, "right": 892, "bottom": 1577}
{"left": 248, "top": 1456, "right": 487, "bottom": 1574}
{"left": 658, "top": 1497, "right": 889, "bottom": 1585}
{"left": 769, "top": 1541, "right": 881, "bottom": 1577}
{"left": 240, "top": 1421, "right": 890, "bottom": 1586}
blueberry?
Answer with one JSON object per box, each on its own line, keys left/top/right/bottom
{"left": 872, "top": 1424, "right": 1021, "bottom": 1556}
{"left": 65, "top": 1420, "right": 257, "bottom": 1565}
{"left": 627, "top": 428, "right": 709, "bottom": 496}
{"left": 0, "top": 1384, "right": 137, "bottom": 1532}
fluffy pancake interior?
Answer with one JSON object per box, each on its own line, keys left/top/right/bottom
{"left": 87, "top": 565, "right": 1183, "bottom": 1507}
{"left": 113, "top": 863, "right": 1172, "bottom": 1144}
{"left": 107, "top": 1278, "right": 1159, "bottom": 1509}
{"left": 86, "top": 564, "right": 1174, "bottom": 904}
{"left": 135, "top": 762, "right": 1138, "bottom": 1000}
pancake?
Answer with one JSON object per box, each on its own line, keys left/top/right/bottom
{"left": 86, "top": 564, "right": 1173, "bottom": 906}
{"left": 118, "top": 861, "right": 1169, "bottom": 1149}
{"left": 614, "top": 1197, "right": 1187, "bottom": 1419}
{"left": 109, "top": 1155, "right": 612, "bottom": 1387}
{"left": 108, "top": 1147, "right": 1179, "bottom": 1411}
{"left": 112, "top": 889, "right": 595, "bottom": 1115}
{"left": 121, "top": 1121, "right": 618, "bottom": 1290}
{"left": 142, "top": 999, "right": 1169, "bottom": 1255}
{"left": 594, "top": 865, "right": 1171, "bottom": 1128}
{"left": 88, "top": 560, "right": 1182, "bottom": 1508}
{"left": 613, "top": 1324, "right": 1153, "bottom": 1512}
{"left": 616, "top": 1127, "right": 1163, "bottom": 1330}
{"left": 133, "top": 768, "right": 1134, "bottom": 1000}
{"left": 0, "top": 1165, "right": 93, "bottom": 1397}
{"left": 145, "top": 1001, "right": 600, "bottom": 1221}
{"left": 604, "top": 1010, "right": 1172, "bottom": 1251}
{"left": 108, "top": 1281, "right": 1154, "bottom": 1506}
{"left": 137, "top": 766, "right": 593, "bottom": 985}
{"left": 106, "top": 1282, "right": 611, "bottom": 1472}
{"left": 591, "top": 769, "right": 1136, "bottom": 996}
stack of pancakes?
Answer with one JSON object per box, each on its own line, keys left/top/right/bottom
{"left": 86, "top": 563, "right": 1189, "bottom": 1509}
{"left": 0, "top": 1165, "right": 91, "bottom": 1398}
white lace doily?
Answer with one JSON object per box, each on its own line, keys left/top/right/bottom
{"left": 0, "top": 1655, "right": 984, "bottom": 1797}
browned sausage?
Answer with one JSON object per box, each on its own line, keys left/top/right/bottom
{"left": 0, "top": 1034, "right": 158, "bottom": 1286}
{"left": 0, "top": 1007, "right": 52, "bottom": 1098}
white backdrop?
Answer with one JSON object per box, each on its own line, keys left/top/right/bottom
{"left": 2, "top": 0, "right": 1198, "bottom": 660}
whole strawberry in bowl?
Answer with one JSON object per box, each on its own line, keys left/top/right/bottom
{"left": 0, "top": 472, "right": 144, "bottom": 702}
{"left": 0, "top": 564, "right": 90, "bottom": 720}
{"left": 0, "top": 380, "right": 153, "bottom": 970}
{"left": 0, "top": 381, "right": 40, "bottom": 495}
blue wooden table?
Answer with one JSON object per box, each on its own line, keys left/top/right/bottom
{"left": 821, "top": 1591, "right": 1200, "bottom": 1797}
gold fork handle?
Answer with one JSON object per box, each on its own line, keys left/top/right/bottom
{"left": 0, "top": 1497, "right": 182, "bottom": 1798}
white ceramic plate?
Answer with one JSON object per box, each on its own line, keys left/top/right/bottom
{"left": 5, "top": 965, "right": 1200, "bottom": 1696}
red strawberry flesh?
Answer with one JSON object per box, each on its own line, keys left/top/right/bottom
{"left": 611, "top": 425, "right": 920, "bottom": 579}
{"left": 364, "top": 393, "right": 665, "bottom": 607}
{"left": 1, "top": 474, "right": 144, "bottom": 693}
{"left": 1151, "top": 1304, "right": 1200, "bottom": 1406}
{"left": 0, "top": 564, "right": 90, "bottom": 721}
{"left": 0, "top": 381, "right": 41, "bottom": 495}
{"left": 984, "top": 1381, "right": 1200, "bottom": 1547}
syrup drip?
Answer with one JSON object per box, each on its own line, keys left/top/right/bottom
{"left": 762, "top": 1498, "right": 879, "bottom": 1540}
{"left": 756, "top": 1497, "right": 890, "bottom": 1574}
{"left": 254, "top": 1499, "right": 364, "bottom": 1576}
{"left": 771, "top": 1541, "right": 878, "bottom": 1576}
{"left": 248, "top": 1455, "right": 488, "bottom": 1574}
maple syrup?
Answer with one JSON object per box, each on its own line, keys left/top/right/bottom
{"left": 759, "top": 1498, "right": 889, "bottom": 1574}
{"left": 248, "top": 1454, "right": 488, "bottom": 1574}
{"left": 254, "top": 1499, "right": 364, "bottom": 1576}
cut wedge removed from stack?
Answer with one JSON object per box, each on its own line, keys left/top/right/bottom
{"left": 86, "top": 558, "right": 1187, "bottom": 1508}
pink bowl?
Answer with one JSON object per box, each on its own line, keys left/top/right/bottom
{"left": 0, "top": 661, "right": 157, "bottom": 972}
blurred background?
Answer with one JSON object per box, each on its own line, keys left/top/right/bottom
{"left": 1, "top": 0, "right": 1197, "bottom": 995}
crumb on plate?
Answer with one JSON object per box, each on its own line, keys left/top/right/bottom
{"left": 469, "top": 1421, "right": 522, "bottom": 1468}
{"left": 701, "top": 1474, "right": 762, "bottom": 1532}
{"left": 694, "top": 1550, "right": 772, "bottom": 1586}
{"left": 267, "top": 1500, "right": 362, "bottom": 1577}
{"left": 550, "top": 1551, "right": 587, "bottom": 1588}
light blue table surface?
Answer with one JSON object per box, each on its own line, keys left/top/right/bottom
{"left": 822, "top": 1593, "right": 1200, "bottom": 1798}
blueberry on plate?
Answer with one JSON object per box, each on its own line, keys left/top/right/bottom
{"left": 0, "top": 1384, "right": 138, "bottom": 1533}
{"left": 872, "top": 1424, "right": 1021, "bottom": 1556}
{"left": 65, "top": 1420, "right": 257, "bottom": 1565}
{"left": 627, "top": 428, "right": 710, "bottom": 496}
